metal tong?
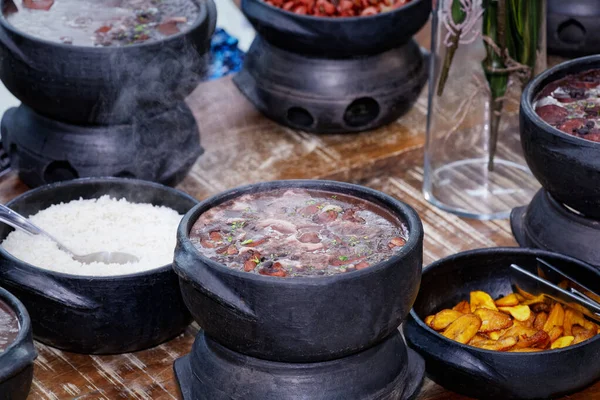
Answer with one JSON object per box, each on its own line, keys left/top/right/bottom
{"left": 509, "top": 258, "right": 600, "bottom": 322}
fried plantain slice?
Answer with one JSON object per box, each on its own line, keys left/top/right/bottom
{"left": 543, "top": 303, "right": 565, "bottom": 333}
{"left": 533, "top": 312, "right": 548, "bottom": 331}
{"left": 573, "top": 328, "right": 596, "bottom": 345}
{"left": 442, "top": 314, "right": 482, "bottom": 344}
{"left": 453, "top": 300, "right": 471, "bottom": 314}
{"left": 498, "top": 305, "right": 532, "bottom": 322}
{"left": 551, "top": 336, "right": 574, "bottom": 349}
{"left": 424, "top": 315, "right": 435, "bottom": 327}
{"left": 469, "top": 337, "right": 517, "bottom": 351}
{"left": 495, "top": 293, "right": 520, "bottom": 307}
{"left": 474, "top": 308, "right": 513, "bottom": 332}
{"left": 514, "top": 330, "right": 551, "bottom": 349}
{"left": 470, "top": 291, "right": 498, "bottom": 312}
{"left": 430, "top": 309, "right": 464, "bottom": 331}
{"left": 548, "top": 326, "right": 564, "bottom": 345}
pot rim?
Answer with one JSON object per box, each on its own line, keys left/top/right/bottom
{"left": 248, "top": 0, "right": 426, "bottom": 23}
{"left": 175, "top": 179, "right": 423, "bottom": 286}
{"left": 0, "top": 0, "right": 208, "bottom": 51}
{"left": 0, "top": 286, "right": 33, "bottom": 367}
{"left": 410, "top": 247, "right": 600, "bottom": 356}
{"left": 0, "top": 176, "right": 198, "bottom": 281}
{"left": 522, "top": 54, "right": 600, "bottom": 148}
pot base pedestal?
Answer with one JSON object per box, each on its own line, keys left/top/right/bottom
{"left": 233, "top": 36, "right": 428, "bottom": 134}
{"left": 1, "top": 103, "right": 203, "bottom": 188}
{"left": 511, "top": 189, "right": 600, "bottom": 268}
{"left": 174, "top": 329, "right": 424, "bottom": 400}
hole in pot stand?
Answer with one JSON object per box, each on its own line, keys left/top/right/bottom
{"left": 344, "top": 98, "right": 380, "bottom": 128}
{"left": 43, "top": 160, "right": 79, "bottom": 183}
{"left": 286, "top": 107, "right": 314, "bottom": 128}
{"left": 557, "top": 19, "right": 586, "bottom": 45}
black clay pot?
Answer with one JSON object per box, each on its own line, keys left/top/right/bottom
{"left": 404, "top": 247, "right": 600, "bottom": 400}
{"left": 520, "top": 55, "right": 600, "bottom": 218}
{"left": 2, "top": 103, "right": 202, "bottom": 188}
{"left": 174, "top": 180, "right": 424, "bottom": 363}
{"left": 511, "top": 189, "right": 600, "bottom": 268}
{"left": 174, "top": 329, "right": 425, "bottom": 400}
{"left": 0, "top": 0, "right": 216, "bottom": 125}
{"left": 547, "top": 0, "right": 600, "bottom": 57}
{"left": 241, "top": 0, "right": 431, "bottom": 58}
{"left": 0, "top": 178, "right": 198, "bottom": 354}
{"left": 0, "top": 286, "right": 36, "bottom": 400}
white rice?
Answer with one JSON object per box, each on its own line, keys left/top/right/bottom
{"left": 1, "top": 195, "right": 183, "bottom": 276}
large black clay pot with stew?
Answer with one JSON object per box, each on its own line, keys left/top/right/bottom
{"left": 520, "top": 55, "right": 600, "bottom": 219}
{"left": 0, "top": 0, "right": 216, "bottom": 125}
{"left": 173, "top": 180, "right": 424, "bottom": 363}
{"left": 0, "top": 178, "right": 197, "bottom": 354}
{"left": 0, "top": 286, "right": 37, "bottom": 400}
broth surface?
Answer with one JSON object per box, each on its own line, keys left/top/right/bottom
{"left": 190, "top": 188, "right": 408, "bottom": 277}
{"left": 534, "top": 69, "right": 600, "bottom": 143}
{"left": 4, "top": 0, "right": 199, "bottom": 46}
{"left": 0, "top": 299, "right": 19, "bottom": 353}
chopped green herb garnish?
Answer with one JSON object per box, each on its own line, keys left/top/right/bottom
{"left": 252, "top": 256, "right": 260, "bottom": 264}
{"left": 306, "top": 199, "right": 316, "bottom": 205}
{"left": 241, "top": 239, "right": 254, "bottom": 245}
{"left": 331, "top": 195, "right": 337, "bottom": 199}
{"left": 338, "top": 255, "right": 349, "bottom": 261}
{"left": 316, "top": 204, "right": 324, "bottom": 210}
{"left": 227, "top": 236, "right": 233, "bottom": 243}
{"left": 231, "top": 221, "right": 246, "bottom": 230}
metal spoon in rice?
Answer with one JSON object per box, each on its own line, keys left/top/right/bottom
{"left": 0, "top": 204, "right": 139, "bottom": 265}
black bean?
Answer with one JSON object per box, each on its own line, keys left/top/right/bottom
{"left": 587, "top": 120, "right": 595, "bottom": 129}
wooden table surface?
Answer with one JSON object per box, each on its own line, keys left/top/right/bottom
{"left": 0, "top": 26, "right": 595, "bottom": 400}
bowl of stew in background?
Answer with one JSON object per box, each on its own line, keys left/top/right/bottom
{"left": 0, "top": 177, "right": 198, "bottom": 354}
{"left": 0, "top": 0, "right": 216, "bottom": 125}
{"left": 0, "top": 286, "right": 37, "bottom": 400}
{"left": 241, "top": 0, "right": 430, "bottom": 57}
{"left": 521, "top": 55, "right": 600, "bottom": 218}
{"left": 403, "top": 247, "right": 600, "bottom": 400}
{"left": 173, "top": 180, "right": 423, "bottom": 363}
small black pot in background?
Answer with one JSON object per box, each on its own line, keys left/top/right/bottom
{"left": 234, "top": 0, "right": 431, "bottom": 133}
{"left": 404, "top": 247, "right": 600, "bottom": 400}
{"left": 241, "top": 0, "right": 431, "bottom": 58}
{"left": 174, "top": 180, "right": 424, "bottom": 362}
{"left": 520, "top": 54, "right": 600, "bottom": 219}
{"left": 0, "top": 286, "right": 37, "bottom": 400}
{"left": 0, "top": 178, "right": 197, "bottom": 354}
{"left": 0, "top": 0, "right": 216, "bottom": 125}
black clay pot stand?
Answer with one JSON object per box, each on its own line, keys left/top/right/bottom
{"left": 233, "top": 0, "right": 431, "bottom": 133}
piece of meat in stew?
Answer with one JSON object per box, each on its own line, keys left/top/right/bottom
{"left": 534, "top": 68, "right": 600, "bottom": 143}
{"left": 190, "top": 188, "right": 409, "bottom": 277}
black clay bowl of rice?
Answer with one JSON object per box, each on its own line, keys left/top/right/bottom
{"left": 0, "top": 177, "right": 198, "bottom": 354}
